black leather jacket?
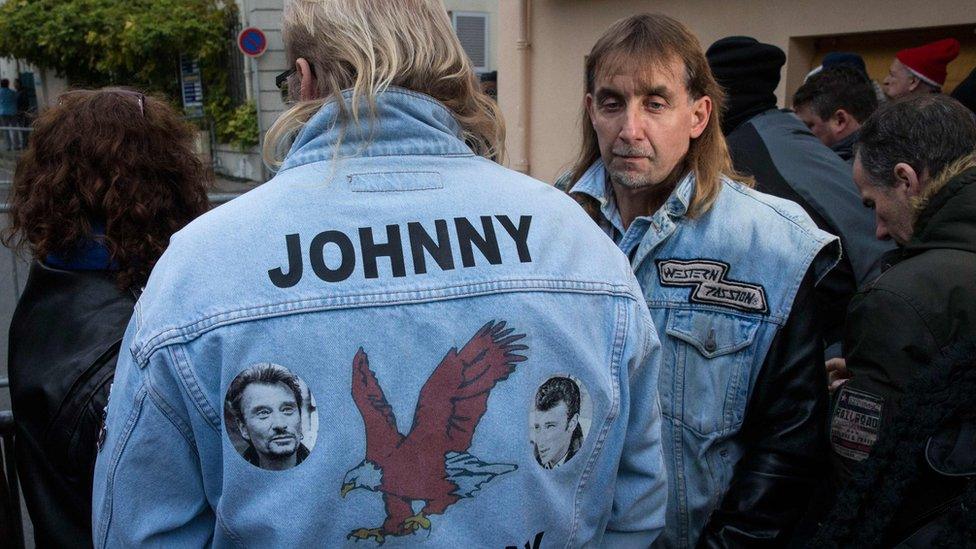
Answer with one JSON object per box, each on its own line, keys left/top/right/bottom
{"left": 8, "top": 262, "right": 136, "bottom": 548}
{"left": 698, "top": 264, "right": 829, "bottom": 547}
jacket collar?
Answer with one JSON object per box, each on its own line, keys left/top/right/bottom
{"left": 568, "top": 159, "right": 694, "bottom": 236}
{"left": 830, "top": 129, "right": 859, "bottom": 162}
{"left": 901, "top": 164, "right": 976, "bottom": 261}
{"left": 279, "top": 87, "right": 473, "bottom": 173}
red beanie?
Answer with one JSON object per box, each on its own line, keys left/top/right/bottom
{"left": 896, "top": 38, "right": 961, "bottom": 87}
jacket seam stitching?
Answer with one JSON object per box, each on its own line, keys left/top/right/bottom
{"left": 568, "top": 296, "right": 626, "bottom": 546}
{"left": 134, "top": 279, "right": 641, "bottom": 364}
{"left": 95, "top": 385, "right": 147, "bottom": 548}
{"left": 215, "top": 507, "right": 247, "bottom": 547}
{"left": 143, "top": 374, "right": 199, "bottom": 454}
{"left": 169, "top": 345, "right": 222, "bottom": 431}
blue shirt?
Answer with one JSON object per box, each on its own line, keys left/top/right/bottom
{"left": 0, "top": 87, "right": 17, "bottom": 116}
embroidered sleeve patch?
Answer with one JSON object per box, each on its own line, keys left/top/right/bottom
{"left": 656, "top": 259, "right": 768, "bottom": 314}
{"left": 830, "top": 386, "right": 884, "bottom": 462}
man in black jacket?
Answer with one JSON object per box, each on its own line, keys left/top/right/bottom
{"left": 706, "top": 37, "right": 893, "bottom": 357}
{"left": 826, "top": 94, "right": 976, "bottom": 545}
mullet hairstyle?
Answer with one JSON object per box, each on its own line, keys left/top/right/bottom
{"left": 569, "top": 13, "right": 746, "bottom": 218}
{"left": 2, "top": 88, "right": 211, "bottom": 290}
{"left": 263, "top": 0, "right": 504, "bottom": 168}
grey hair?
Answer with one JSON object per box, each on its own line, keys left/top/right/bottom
{"left": 856, "top": 95, "right": 976, "bottom": 187}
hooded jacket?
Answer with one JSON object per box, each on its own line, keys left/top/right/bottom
{"left": 831, "top": 163, "right": 976, "bottom": 543}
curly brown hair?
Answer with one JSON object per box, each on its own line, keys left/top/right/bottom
{"left": 2, "top": 88, "right": 212, "bottom": 290}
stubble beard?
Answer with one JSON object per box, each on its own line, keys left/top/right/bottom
{"left": 608, "top": 167, "right": 656, "bottom": 189}
{"left": 607, "top": 145, "right": 658, "bottom": 189}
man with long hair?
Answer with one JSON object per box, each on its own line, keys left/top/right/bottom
{"left": 557, "top": 14, "right": 839, "bottom": 547}
{"left": 93, "top": 1, "right": 667, "bottom": 546}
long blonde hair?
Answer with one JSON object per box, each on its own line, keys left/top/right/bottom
{"left": 568, "top": 14, "right": 747, "bottom": 218}
{"left": 263, "top": 0, "right": 504, "bottom": 169}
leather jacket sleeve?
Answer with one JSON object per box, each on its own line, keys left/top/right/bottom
{"left": 697, "top": 264, "right": 828, "bottom": 548}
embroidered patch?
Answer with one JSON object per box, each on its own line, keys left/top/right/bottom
{"left": 656, "top": 259, "right": 769, "bottom": 314}
{"left": 830, "top": 386, "right": 884, "bottom": 462}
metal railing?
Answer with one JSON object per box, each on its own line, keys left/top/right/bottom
{"left": 0, "top": 377, "right": 25, "bottom": 549}
{"left": 1, "top": 192, "right": 241, "bottom": 214}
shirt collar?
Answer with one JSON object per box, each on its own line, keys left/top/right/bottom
{"left": 568, "top": 159, "right": 695, "bottom": 228}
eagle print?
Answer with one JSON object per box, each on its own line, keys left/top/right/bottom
{"left": 342, "top": 321, "right": 528, "bottom": 544}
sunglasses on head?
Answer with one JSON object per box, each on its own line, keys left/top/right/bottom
{"left": 58, "top": 89, "right": 146, "bottom": 116}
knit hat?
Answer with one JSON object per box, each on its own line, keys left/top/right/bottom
{"left": 706, "top": 36, "right": 786, "bottom": 134}
{"left": 896, "top": 38, "right": 961, "bottom": 88}
{"left": 823, "top": 52, "right": 868, "bottom": 75}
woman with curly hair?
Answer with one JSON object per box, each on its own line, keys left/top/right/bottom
{"left": 2, "top": 88, "right": 210, "bottom": 548}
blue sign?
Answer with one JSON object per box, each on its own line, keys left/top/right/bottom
{"left": 238, "top": 27, "right": 268, "bottom": 58}
{"left": 179, "top": 56, "right": 205, "bottom": 119}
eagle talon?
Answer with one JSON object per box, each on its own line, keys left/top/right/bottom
{"left": 402, "top": 512, "right": 432, "bottom": 533}
{"left": 347, "top": 528, "right": 385, "bottom": 544}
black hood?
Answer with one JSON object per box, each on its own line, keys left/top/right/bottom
{"left": 706, "top": 36, "right": 786, "bottom": 135}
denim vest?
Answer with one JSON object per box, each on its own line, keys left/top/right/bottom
{"left": 569, "top": 161, "right": 839, "bottom": 548}
{"left": 92, "top": 89, "right": 668, "bottom": 548}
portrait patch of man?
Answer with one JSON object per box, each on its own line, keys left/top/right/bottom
{"left": 225, "top": 363, "right": 312, "bottom": 470}
{"left": 530, "top": 376, "right": 586, "bottom": 469}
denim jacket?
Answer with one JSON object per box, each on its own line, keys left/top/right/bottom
{"left": 91, "top": 89, "right": 667, "bottom": 548}
{"left": 566, "top": 161, "right": 839, "bottom": 547}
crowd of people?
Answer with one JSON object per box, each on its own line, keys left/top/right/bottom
{"left": 2, "top": 1, "right": 975, "bottom": 547}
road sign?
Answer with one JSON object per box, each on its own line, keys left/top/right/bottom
{"left": 238, "top": 27, "right": 268, "bottom": 58}
{"left": 180, "top": 56, "right": 205, "bottom": 119}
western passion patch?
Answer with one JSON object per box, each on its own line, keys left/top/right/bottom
{"left": 656, "top": 259, "right": 768, "bottom": 314}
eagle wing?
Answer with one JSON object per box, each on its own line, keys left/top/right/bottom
{"left": 351, "top": 348, "right": 403, "bottom": 460}
{"left": 408, "top": 321, "right": 528, "bottom": 454}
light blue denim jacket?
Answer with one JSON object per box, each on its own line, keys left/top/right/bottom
{"left": 568, "top": 161, "right": 839, "bottom": 548}
{"left": 91, "top": 89, "right": 667, "bottom": 548}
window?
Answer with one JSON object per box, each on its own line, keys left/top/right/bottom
{"left": 451, "top": 11, "right": 489, "bottom": 73}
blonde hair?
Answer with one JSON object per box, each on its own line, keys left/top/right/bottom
{"left": 263, "top": 0, "right": 504, "bottom": 169}
{"left": 568, "top": 14, "right": 749, "bottom": 218}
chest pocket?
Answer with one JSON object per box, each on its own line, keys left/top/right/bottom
{"left": 662, "top": 308, "right": 760, "bottom": 436}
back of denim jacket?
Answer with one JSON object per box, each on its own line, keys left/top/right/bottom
{"left": 92, "top": 90, "right": 667, "bottom": 548}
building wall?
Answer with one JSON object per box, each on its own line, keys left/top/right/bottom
{"left": 497, "top": 0, "right": 976, "bottom": 183}
{"left": 443, "top": 0, "right": 498, "bottom": 72}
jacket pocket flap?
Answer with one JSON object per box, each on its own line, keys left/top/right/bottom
{"left": 665, "top": 308, "right": 759, "bottom": 358}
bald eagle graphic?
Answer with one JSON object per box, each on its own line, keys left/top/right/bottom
{"left": 342, "top": 321, "right": 528, "bottom": 544}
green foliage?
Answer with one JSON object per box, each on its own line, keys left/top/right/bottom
{"left": 208, "top": 96, "right": 259, "bottom": 151}
{"left": 0, "top": 0, "right": 252, "bottom": 148}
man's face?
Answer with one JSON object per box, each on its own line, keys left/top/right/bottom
{"left": 530, "top": 401, "right": 579, "bottom": 467}
{"left": 883, "top": 59, "right": 916, "bottom": 100}
{"left": 237, "top": 382, "right": 302, "bottom": 465}
{"left": 853, "top": 156, "right": 915, "bottom": 245}
{"left": 795, "top": 104, "right": 837, "bottom": 147}
{"left": 586, "top": 56, "right": 710, "bottom": 191}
